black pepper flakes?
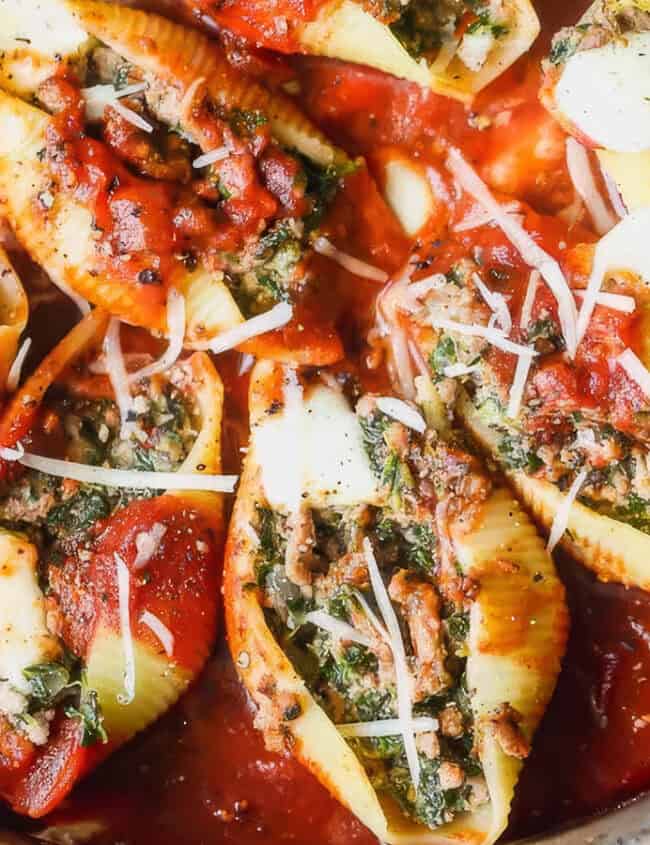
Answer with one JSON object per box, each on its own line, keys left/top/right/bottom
{"left": 138, "top": 268, "right": 161, "bottom": 285}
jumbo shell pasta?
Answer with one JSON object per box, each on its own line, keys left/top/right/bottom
{"left": 458, "top": 391, "right": 650, "bottom": 592}
{"left": 0, "top": 309, "right": 226, "bottom": 816}
{"left": 299, "top": 0, "right": 541, "bottom": 102}
{"left": 0, "top": 1, "right": 351, "bottom": 365}
{"left": 65, "top": 0, "right": 348, "bottom": 168}
{"left": 0, "top": 246, "right": 28, "bottom": 389}
{"left": 225, "top": 360, "right": 567, "bottom": 845}
{"left": 541, "top": 0, "right": 650, "bottom": 209}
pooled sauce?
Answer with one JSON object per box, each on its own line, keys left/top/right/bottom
{"left": 6, "top": 0, "right": 650, "bottom": 842}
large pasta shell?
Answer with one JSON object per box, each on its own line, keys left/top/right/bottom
{"left": 0, "top": 91, "right": 269, "bottom": 357}
{"left": 64, "top": 0, "right": 347, "bottom": 168}
{"left": 0, "top": 247, "right": 29, "bottom": 390}
{"left": 0, "top": 320, "right": 225, "bottom": 817}
{"left": 225, "top": 361, "right": 567, "bottom": 845}
{"left": 299, "top": 0, "right": 540, "bottom": 102}
{"left": 458, "top": 389, "right": 650, "bottom": 591}
{"left": 0, "top": 308, "right": 108, "bottom": 449}
{"left": 0, "top": 0, "right": 91, "bottom": 97}
{"left": 0, "top": 91, "right": 174, "bottom": 333}
{"left": 0, "top": 89, "right": 342, "bottom": 365}
{"left": 596, "top": 149, "right": 650, "bottom": 213}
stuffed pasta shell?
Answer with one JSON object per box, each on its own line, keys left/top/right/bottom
{"left": 224, "top": 360, "right": 567, "bottom": 844}
{"left": 0, "top": 0, "right": 359, "bottom": 366}
{"left": 541, "top": 0, "right": 650, "bottom": 212}
{"left": 0, "top": 308, "right": 228, "bottom": 817}
{"left": 0, "top": 246, "right": 28, "bottom": 389}
{"left": 192, "top": 0, "right": 540, "bottom": 102}
{"left": 393, "top": 150, "right": 650, "bottom": 590}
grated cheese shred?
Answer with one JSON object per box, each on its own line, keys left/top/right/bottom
{"left": 363, "top": 538, "right": 420, "bottom": 790}
{"left": 115, "top": 553, "right": 136, "bottom": 705}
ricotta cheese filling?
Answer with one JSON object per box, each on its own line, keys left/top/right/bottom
{"left": 555, "top": 32, "right": 650, "bottom": 153}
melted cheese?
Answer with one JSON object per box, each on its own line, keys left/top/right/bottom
{"left": 253, "top": 384, "right": 380, "bottom": 510}
{"left": 383, "top": 158, "right": 434, "bottom": 236}
{"left": 0, "top": 0, "right": 90, "bottom": 95}
{"left": 0, "top": 0, "right": 88, "bottom": 57}
{"left": 592, "top": 207, "right": 650, "bottom": 284}
{"left": 0, "top": 532, "right": 59, "bottom": 698}
{"left": 556, "top": 33, "right": 650, "bottom": 153}
{"left": 577, "top": 208, "right": 650, "bottom": 342}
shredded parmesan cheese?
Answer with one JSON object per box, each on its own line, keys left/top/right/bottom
{"left": 520, "top": 270, "right": 540, "bottom": 330}
{"left": 115, "top": 553, "right": 136, "bottom": 705}
{"left": 0, "top": 447, "right": 237, "bottom": 492}
{"left": 243, "top": 523, "right": 260, "bottom": 546}
{"left": 431, "top": 316, "right": 535, "bottom": 416}
{"left": 82, "top": 83, "right": 148, "bottom": 121}
{"left": 547, "top": 468, "right": 588, "bottom": 553}
{"left": 576, "top": 209, "right": 650, "bottom": 344}
{"left": 129, "top": 289, "right": 186, "bottom": 384}
{"left": 338, "top": 716, "right": 439, "bottom": 738}
{"left": 443, "top": 362, "right": 480, "bottom": 378}
{"left": 375, "top": 397, "right": 426, "bottom": 433}
{"left": 238, "top": 353, "right": 255, "bottom": 376}
{"left": 110, "top": 100, "right": 154, "bottom": 134}
{"left": 6, "top": 337, "right": 31, "bottom": 392}
{"left": 472, "top": 272, "right": 512, "bottom": 333}
{"left": 195, "top": 303, "right": 292, "bottom": 355}
{"left": 179, "top": 76, "right": 206, "bottom": 125}
{"left": 104, "top": 319, "right": 136, "bottom": 439}
{"left": 376, "top": 264, "right": 417, "bottom": 398}
{"left": 304, "top": 610, "right": 372, "bottom": 647}
{"left": 313, "top": 236, "right": 388, "bottom": 282}
{"left": 565, "top": 138, "right": 617, "bottom": 236}
{"left": 617, "top": 348, "right": 650, "bottom": 398}
{"left": 574, "top": 290, "right": 636, "bottom": 314}
{"left": 192, "top": 147, "right": 230, "bottom": 169}
{"left": 446, "top": 148, "right": 578, "bottom": 357}
{"left": 140, "top": 610, "right": 174, "bottom": 658}
{"left": 363, "top": 538, "right": 420, "bottom": 790}
{"left": 134, "top": 523, "right": 168, "bottom": 570}
{"left": 387, "top": 324, "right": 416, "bottom": 400}
{"left": 399, "top": 274, "right": 447, "bottom": 313}
{"left": 430, "top": 316, "right": 537, "bottom": 358}
{"left": 352, "top": 588, "right": 390, "bottom": 645}
{"left": 453, "top": 200, "right": 522, "bottom": 233}
{"left": 507, "top": 352, "right": 533, "bottom": 419}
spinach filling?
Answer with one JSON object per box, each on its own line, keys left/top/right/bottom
{"left": 582, "top": 492, "right": 650, "bottom": 535}
{"left": 22, "top": 654, "right": 107, "bottom": 747}
{"left": 254, "top": 407, "right": 488, "bottom": 830}
{"left": 256, "top": 503, "right": 484, "bottom": 830}
{"left": 548, "top": 3, "right": 650, "bottom": 67}
{"left": 482, "top": 403, "right": 650, "bottom": 536}
{"left": 87, "top": 47, "right": 357, "bottom": 319}
{"left": 222, "top": 155, "right": 357, "bottom": 318}
{"left": 0, "top": 382, "right": 196, "bottom": 745}
{"left": 388, "top": 0, "right": 509, "bottom": 63}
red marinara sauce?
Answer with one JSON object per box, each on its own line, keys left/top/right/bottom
{"left": 6, "top": 0, "right": 650, "bottom": 841}
{"left": 187, "top": 0, "right": 326, "bottom": 52}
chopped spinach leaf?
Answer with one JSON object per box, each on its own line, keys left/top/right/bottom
{"left": 497, "top": 434, "right": 543, "bottom": 473}
{"left": 65, "top": 682, "right": 108, "bottom": 747}
{"left": 430, "top": 335, "right": 457, "bottom": 378}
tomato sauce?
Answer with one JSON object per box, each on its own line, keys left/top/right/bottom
{"left": 187, "top": 0, "right": 326, "bottom": 52}
{"left": 4, "top": 0, "right": 650, "bottom": 841}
